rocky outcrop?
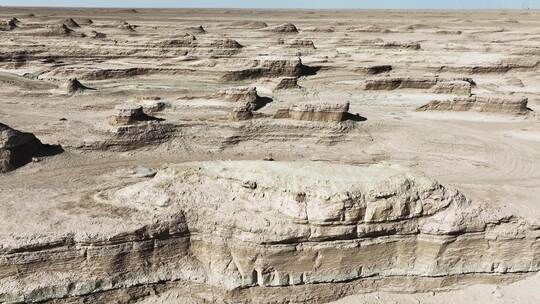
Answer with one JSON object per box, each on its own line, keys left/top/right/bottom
{"left": 0, "top": 18, "right": 19, "bottom": 31}
{"left": 288, "top": 39, "right": 316, "bottom": 49}
{"left": 361, "top": 77, "right": 473, "bottom": 95}
{"left": 38, "top": 24, "right": 77, "bottom": 37}
{"left": 271, "top": 23, "right": 298, "bottom": 33}
{"left": 89, "top": 30, "right": 106, "bottom": 38}
{"left": 222, "top": 58, "right": 318, "bottom": 81}
{"left": 228, "top": 21, "right": 268, "bottom": 29}
{"left": 117, "top": 21, "right": 136, "bottom": 31}
{"left": 76, "top": 18, "right": 93, "bottom": 25}
{"left": 210, "top": 39, "right": 243, "bottom": 49}
{"left": 354, "top": 65, "right": 392, "bottom": 75}
{"left": 437, "top": 58, "right": 540, "bottom": 74}
{"left": 85, "top": 104, "right": 175, "bottom": 151}
{"left": 108, "top": 104, "right": 157, "bottom": 126}
{"left": 2, "top": 161, "right": 538, "bottom": 303}
{"left": 417, "top": 95, "right": 530, "bottom": 114}
{"left": 378, "top": 41, "right": 421, "bottom": 50}
{"left": 274, "top": 102, "right": 350, "bottom": 122}
{"left": 215, "top": 86, "right": 259, "bottom": 103}
{"left": 229, "top": 102, "right": 254, "bottom": 121}
{"left": 61, "top": 18, "right": 80, "bottom": 28}
{"left": 436, "top": 30, "right": 462, "bottom": 35}
{"left": 348, "top": 25, "right": 392, "bottom": 33}
{"left": 185, "top": 25, "right": 207, "bottom": 34}
{"left": 157, "top": 34, "right": 197, "bottom": 47}
{"left": 274, "top": 77, "right": 300, "bottom": 90}
{"left": 0, "top": 123, "right": 60, "bottom": 172}
{"left": 64, "top": 78, "right": 94, "bottom": 94}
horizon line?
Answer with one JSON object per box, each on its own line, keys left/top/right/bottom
{"left": 1, "top": 5, "right": 538, "bottom": 11}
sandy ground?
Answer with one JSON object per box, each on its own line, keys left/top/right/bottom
{"left": 1, "top": 6, "right": 540, "bottom": 303}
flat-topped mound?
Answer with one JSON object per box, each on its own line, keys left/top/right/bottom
{"left": 417, "top": 95, "right": 530, "bottom": 114}
{"left": 215, "top": 86, "right": 259, "bottom": 103}
{"left": 275, "top": 101, "right": 350, "bottom": 122}
{"left": 361, "top": 77, "right": 473, "bottom": 95}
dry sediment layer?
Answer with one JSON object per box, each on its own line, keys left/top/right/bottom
{"left": 1, "top": 161, "right": 538, "bottom": 303}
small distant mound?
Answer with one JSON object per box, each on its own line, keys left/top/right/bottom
{"left": 377, "top": 41, "right": 421, "bottom": 50}
{"left": 271, "top": 23, "right": 298, "bottom": 33}
{"left": 61, "top": 18, "right": 80, "bottom": 28}
{"left": 39, "top": 24, "right": 76, "bottom": 37}
{"left": 228, "top": 21, "right": 267, "bottom": 29}
{"left": 158, "top": 36, "right": 197, "bottom": 47}
{"left": 348, "top": 25, "right": 391, "bottom": 33}
{"left": 89, "top": 30, "right": 106, "bottom": 39}
{"left": 116, "top": 21, "right": 136, "bottom": 31}
{"left": 185, "top": 25, "right": 207, "bottom": 34}
{"left": 304, "top": 26, "right": 335, "bottom": 33}
{"left": 64, "top": 78, "right": 95, "bottom": 94}
{"left": 274, "top": 77, "right": 300, "bottom": 90}
{"left": 0, "top": 17, "right": 19, "bottom": 31}
{"left": 288, "top": 39, "right": 316, "bottom": 49}
{"left": 436, "top": 30, "right": 462, "bottom": 35}
{"left": 77, "top": 18, "right": 94, "bottom": 25}
{"left": 210, "top": 39, "right": 243, "bottom": 49}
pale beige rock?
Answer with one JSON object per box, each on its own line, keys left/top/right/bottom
{"left": 1, "top": 161, "right": 537, "bottom": 303}
{"left": 361, "top": 76, "right": 473, "bottom": 95}
{"left": 417, "top": 95, "right": 530, "bottom": 114}
{"left": 275, "top": 102, "right": 350, "bottom": 122}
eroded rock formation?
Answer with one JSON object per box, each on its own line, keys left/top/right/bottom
{"left": 271, "top": 23, "right": 299, "bottom": 33}
{"left": 361, "top": 77, "right": 473, "bottom": 95}
{"left": 64, "top": 78, "right": 94, "bottom": 94}
{"left": 274, "top": 77, "right": 300, "bottom": 90}
{"left": 0, "top": 123, "right": 59, "bottom": 172}
{"left": 1, "top": 161, "right": 538, "bottom": 303}
{"left": 222, "top": 58, "right": 318, "bottom": 81}
{"left": 229, "top": 102, "right": 254, "bottom": 121}
{"left": 275, "top": 102, "right": 350, "bottom": 122}
{"left": 215, "top": 86, "right": 259, "bottom": 103}
{"left": 417, "top": 95, "right": 530, "bottom": 114}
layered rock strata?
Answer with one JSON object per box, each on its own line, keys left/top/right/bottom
{"left": 1, "top": 161, "right": 538, "bottom": 303}
{"left": 215, "top": 86, "right": 259, "bottom": 103}
{"left": 274, "top": 102, "right": 350, "bottom": 122}
{"left": 361, "top": 77, "right": 473, "bottom": 95}
{"left": 417, "top": 95, "right": 530, "bottom": 114}
{"left": 222, "top": 58, "right": 317, "bottom": 81}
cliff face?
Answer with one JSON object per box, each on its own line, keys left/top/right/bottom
{"left": 2, "top": 161, "right": 538, "bottom": 303}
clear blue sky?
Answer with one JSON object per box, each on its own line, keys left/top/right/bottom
{"left": 1, "top": 0, "right": 538, "bottom": 9}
